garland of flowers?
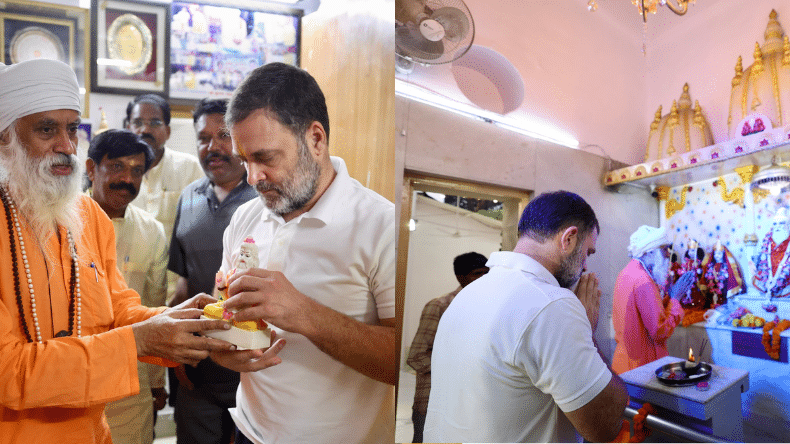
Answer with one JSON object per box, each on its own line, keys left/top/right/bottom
{"left": 682, "top": 309, "right": 707, "bottom": 327}
{"left": 704, "top": 260, "right": 729, "bottom": 301}
{"left": 762, "top": 319, "right": 790, "bottom": 359}
{"left": 611, "top": 403, "right": 655, "bottom": 443}
{"left": 754, "top": 228, "right": 790, "bottom": 297}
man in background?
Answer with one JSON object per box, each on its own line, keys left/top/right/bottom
{"left": 125, "top": 93, "right": 205, "bottom": 408}
{"left": 86, "top": 129, "right": 168, "bottom": 444}
{"left": 424, "top": 191, "right": 628, "bottom": 443}
{"left": 407, "top": 251, "right": 488, "bottom": 443}
{"left": 168, "top": 98, "right": 256, "bottom": 444}
{"left": 125, "top": 93, "right": 204, "bottom": 240}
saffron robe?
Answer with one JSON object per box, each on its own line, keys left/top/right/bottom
{"left": 0, "top": 195, "right": 166, "bottom": 443}
{"left": 612, "top": 259, "right": 684, "bottom": 374}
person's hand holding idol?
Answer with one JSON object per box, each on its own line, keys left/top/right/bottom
{"left": 132, "top": 293, "right": 236, "bottom": 367}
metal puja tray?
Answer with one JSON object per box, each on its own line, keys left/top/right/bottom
{"left": 655, "top": 362, "right": 712, "bottom": 386}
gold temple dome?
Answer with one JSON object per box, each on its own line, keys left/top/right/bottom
{"left": 728, "top": 9, "right": 790, "bottom": 139}
{"left": 644, "top": 83, "right": 714, "bottom": 162}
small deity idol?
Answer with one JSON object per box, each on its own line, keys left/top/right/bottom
{"left": 701, "top": 240, "right": 744, "bottom": 306}
{"left": 676, "top": 239, "right": 707, "bottom": 309}
{"left": 205, "top": 237, "right": 259, "bottom": 317}
{"left": 234, "top": 237, "right": 259, "bottom": 271}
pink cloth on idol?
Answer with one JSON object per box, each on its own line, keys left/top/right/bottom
{"left": 612, "top": 259, "right": 685, "bottom": 374}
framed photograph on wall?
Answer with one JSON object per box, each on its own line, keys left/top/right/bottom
{"left": 91, "top": 0, "right": 170, "bottom": 96}
{"left": 169, "top": 1, "right": 301, "bottom": 103}
{"left": 0, "top": 0, "right": 91, "bottom": 117}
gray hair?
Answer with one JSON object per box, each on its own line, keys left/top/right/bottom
{"left": 226, "top": 63, "right": 329, "bottom": 142}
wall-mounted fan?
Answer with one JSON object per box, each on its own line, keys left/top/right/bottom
{"left": 395, "top": 0, "right": 475, "bottom": 66}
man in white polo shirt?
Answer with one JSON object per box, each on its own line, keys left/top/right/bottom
{"left": 424, "top": 190, "right": 628, "bottom": 443}
{"left": 209, "top": 63, "right": 396, "bottom": 444}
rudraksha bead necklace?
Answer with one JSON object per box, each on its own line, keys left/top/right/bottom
{"left": 0, "top": 186, "right": 80, "bottom": 342}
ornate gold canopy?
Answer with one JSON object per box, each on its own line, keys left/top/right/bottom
{"left": 728, "top": 10, "right": 790, "bottom": 139}
{"left": 645, "top": 83, "right": 714, "bottom": 162}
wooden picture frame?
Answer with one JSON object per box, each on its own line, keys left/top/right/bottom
{"left": 169, "top": 1, "right": 301, "bottom": 104}
{"left": 0, "top": 0, "right": 90, "bottom": 117}
{"left": 91, "top": 0, "right": 170, "bottom": 96}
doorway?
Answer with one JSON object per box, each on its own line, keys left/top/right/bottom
{"left": 397, "top": 172, "right": 531, "bottom": 368}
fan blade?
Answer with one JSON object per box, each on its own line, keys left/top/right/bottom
{"left": 396, "top": 26, "right": 444, "bottom": 61}
{"left": 396, "top": 0, "right": 427, "bottom": 25}
{"left": 431, "top": 7, "right": 470, "bottom": 42}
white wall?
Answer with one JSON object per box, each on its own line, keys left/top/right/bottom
{"left": 400, "top": 195, "right": 502, "bottom": 368}
{"left": 85, "top": 93, "right": 198, "bottom": 156}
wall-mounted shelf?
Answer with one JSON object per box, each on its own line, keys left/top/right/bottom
{"left": 604, "top": 127, "right": 790, "bottom": 189}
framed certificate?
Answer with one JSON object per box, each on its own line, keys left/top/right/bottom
{"left": 169, "top": 1, "right": 301, "bottom": 104}
{"left": 91, "top": 0, "right": 170, "bottom": 96}
{"left": 0, "top": 0, "right": 90, "bottom": 117}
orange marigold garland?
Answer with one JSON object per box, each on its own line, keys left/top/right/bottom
{"left": 610, "top": 403, "right": 655, "bottom": 443}
{"left": 611, "top": 420, "right": 631, "bottom": 443}
{"left": 682, "top": 309, "right": 707, "bottom": 327}
{"left": 762, "top": 321, "right": 776, "bottom": 355}
{"left": 761, "top": 319, "right": 790, "bottom": 360}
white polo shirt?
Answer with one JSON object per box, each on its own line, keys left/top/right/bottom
{"left": 221, "top": 156, "right": 395, "bottom": 444}
{"left": 424, "top": 251, "right": 612, "bottom": 443}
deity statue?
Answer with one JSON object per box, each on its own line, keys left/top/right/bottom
{"left": 753, "top": 208, "right": 790, "bottom": 298}
{"left": 672, "top": 239, "right": 708, "bottom": 309}
{"left": 701, "top": 240, "right": 745, "bottom": 306}
{"left": 233, "top": 237, "right": 259, "bottom": 271}
{"left": 202, "top": 236, "right": 271, "bottom": 348}
{"left": 206, "top": 237, "right": 259, "bottom": 314}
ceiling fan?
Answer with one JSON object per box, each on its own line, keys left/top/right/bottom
{"left": 395, "top": 0, "right": 475, "bottom": 71}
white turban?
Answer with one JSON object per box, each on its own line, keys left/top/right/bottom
{"left": 0, "top": 59, "right": 81, "bottom": 133}
{"left": 628, "top": 225, "right": 670, "bottom": 259}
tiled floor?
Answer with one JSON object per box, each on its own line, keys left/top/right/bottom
{"left": 152, "top": 405, "right": 176, "bottom": 444}
{"left": 396, "top": 369, "right": 416, "bottom": 444}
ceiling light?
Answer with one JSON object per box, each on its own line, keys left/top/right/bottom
{"left": 395, "top": 79, "right": 579, "bottom": 149}
{"left": 589, "top": 0, "right": 695, "bottom": 23}
{"left": 752, "top": 158, "right": 790, "bottom": 196}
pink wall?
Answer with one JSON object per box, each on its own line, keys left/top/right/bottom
{"left": 400, "top": 1, "right": 790, "bottom": 165}
{"left": 644, "top": 1, "right": 790, "bottom": 149}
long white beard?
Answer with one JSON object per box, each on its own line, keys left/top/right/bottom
{"left": 645, "top": 251, "right": 670, "bottom": 289}
{"left": 0, "top": 128, "right": 84, "bottom": 247}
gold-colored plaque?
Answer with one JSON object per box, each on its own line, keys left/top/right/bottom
{"left": 10, "top": 26, "right": 65, "bottom": 64}
{"left": 107, "top": 13, "right": 153, "bottom": 76}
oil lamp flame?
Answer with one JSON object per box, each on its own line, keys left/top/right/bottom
{"left": 688, "top": 347, "right": 695, "bottom": 362}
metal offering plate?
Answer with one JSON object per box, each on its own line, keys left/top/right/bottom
{"left": 655, "top": 361, "right": 712, "bottom": 387}
{"left": 107, "top": 13, "right": 153, "bottom": 76}
{"left": 10, "top": 26, "right": 65, "bottom": 64}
